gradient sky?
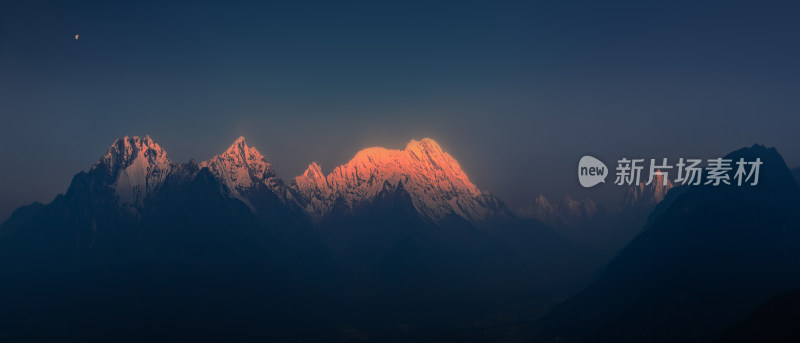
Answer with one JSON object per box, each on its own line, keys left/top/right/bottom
{"left": 2, "top": 1, "right": 800, "bottom": 222}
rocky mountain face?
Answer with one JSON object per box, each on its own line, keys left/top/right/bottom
{"left": 94, "top": 135, "right": 174, "bottom": 209}
{"left": 292, "top": 138, "right": 505, "bottom": 223}
{"left": 200, "top": 136, "right": 296, "bottom": 208}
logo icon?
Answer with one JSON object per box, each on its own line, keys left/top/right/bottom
{"left": 578, "top": 156, "right": 608, "bottom": 188}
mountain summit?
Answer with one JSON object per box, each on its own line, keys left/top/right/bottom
{"left": 201, "top": 137, "right": 276, "bottom": 186}
{"left": 292, "top": 138, "right": 497, "bottom": 222}
{"left": 200, "top": 137, "right": 283, "bottom": 203}
{"left": 93, "top": 135, "right": 174, "bottom": 208}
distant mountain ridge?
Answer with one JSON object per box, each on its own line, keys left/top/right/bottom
{"left": 519, "top": 195, "right": 597, "bottom": 228}
{"left": 518, "top": 170, "right": 674, "bottom": 256}
{"left": 82, "top": 135, "right": 510, "bottom": 224}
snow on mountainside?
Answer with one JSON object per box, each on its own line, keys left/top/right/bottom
{"left": 86, "top": 135, "right": 504, "bottom": 223}
{"left": 93, "top": 135, "right": 174, "bottom": 208}
{"left": 200, "top": 136, "right": 291, "bottom": 208}
{"left": 292, "top": 138, "right": 501, "bottom": 222}
{"left": 293, "top": 162, "right": 329, "bottom": 216}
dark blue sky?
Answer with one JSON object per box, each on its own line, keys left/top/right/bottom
{"left": 1, "top": 0, "right": 799, "bottom": 221}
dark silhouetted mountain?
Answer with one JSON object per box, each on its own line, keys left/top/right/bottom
{"left": 0, "top": 136, "right": 600, "bottom": 341}
{"left": 0, "top": 136, "right": 338, "bottom": 341}
{"left": 540, "top": 144, "right": 800, "bottom": 343}
{"left": 714, "top": 285, "right": 800, "bottom": 343}
{"left": 290, "top": 138, "right": 601, "bottom": 307}
{"left": 315, "top": 179, "right": 600, "bottom": 336}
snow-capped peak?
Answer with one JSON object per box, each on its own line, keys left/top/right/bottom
{"left": 93, "top": 135, "right": 174, "bottom": 207}
{"left": 200, "top": 137, "right": 280, "bottom": 204}
{"left": 293, "top": 162, "right": 331, "bottom": 217}
{"left": 292, "top": 138, "right": 492, "bottom": 222}
{"left": 404, "top": 138, "right": 481, "bottom": 197}
{"left": 225, "top": 136, "right": 250, "bottom": 156}
{"left": 303, "top": 162, "right": 325, "bottom": 180}
{"left": 97, "top": 135, "right": 168, "bottom": 171}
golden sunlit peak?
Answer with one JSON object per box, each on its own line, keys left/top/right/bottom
{"left": 74, "top": 34, "right": 79, "bottom": 40}
{"left": 306, "top": 162, "right": 323, "bottom": 173}
{"left": 293, "top": 136, "right": 484, "bottom": 221}
{"left": 302, "top": 162, "right": 325, "bottom": 179}
{"left": 405, "top": 138, "right": 443, "bottom": 153}
{"left": 222, "top": 136, "right": 259, "bottom": 157}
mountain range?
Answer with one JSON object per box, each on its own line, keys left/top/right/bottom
{"left": 0, "top": 135, "right": 599, "bottom": 341}
{"left": 520, "top": 169, "right": 676, "bottom": 257}
{"left": 4, "top": 137, "right": 797, "bottom": 342}
{"left": 85, "top": 135, "right": 508, "bottom": 225}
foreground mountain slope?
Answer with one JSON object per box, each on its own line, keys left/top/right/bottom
{"left": 311, "top": 178, "right": 600, "bottom": 337}
{"left": 541, "top": 144, "right": 800, "bottom": 343}
{"left": 714, "top": 285, "right": 800, "bottom": 342}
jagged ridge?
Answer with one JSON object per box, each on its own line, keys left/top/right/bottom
{"left": 92, "top": 136, "right": 502, "bottom": 223}
{"left": 292, "top": 138, "right": 498, "bottom": 222}
{"left": 93, "top": 135, "right": 174, "bottom": 208}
